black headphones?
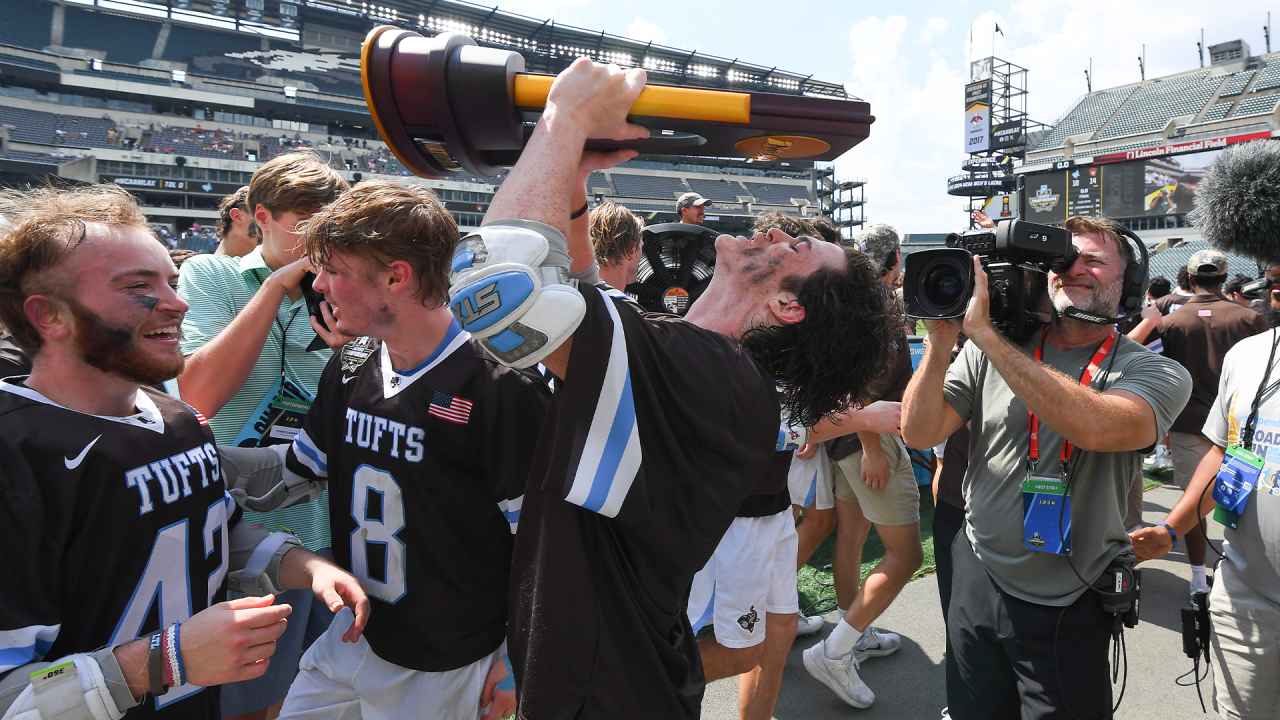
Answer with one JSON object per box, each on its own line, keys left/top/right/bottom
{"left": 1106, "top": 220, "right": 1150, "bottom": 321}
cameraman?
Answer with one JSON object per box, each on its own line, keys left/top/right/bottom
{"left": 902, "top": 216, "right": 1192, "bottom": 719}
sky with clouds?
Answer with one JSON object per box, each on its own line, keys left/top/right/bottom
{"left": 478, "top": 0, "right": 1276, "bottom": 233}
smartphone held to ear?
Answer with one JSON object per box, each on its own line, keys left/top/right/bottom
{"left": 300, "top": 273, "right": 330, "bottom": 352}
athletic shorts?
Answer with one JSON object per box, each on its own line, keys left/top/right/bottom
{"left": 278, "top": 608, "right": 505, "bottom": 720}
{"left": 686, "top": 510, "right": 800, "bottom": 648}
{"left": 1170, "top": 431, "right": 1215, "bottom": 491}
{"left": 788, "top": 443, "right": 835, "bottom": 511}
{"left": 831, "top": 433, "right": 920, "bottom": 526}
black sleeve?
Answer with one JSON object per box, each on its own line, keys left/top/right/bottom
{"left": 0, "top": 336, "right": 32, "bottom": 380}
{"left": 483, "top": 368, "right": 551, "bottom": 502}
{"left": 539, "top": 286, "right": 769, "bottom": 524}
{"left": 0, "top": 448, "right": 59, "bottom": 677}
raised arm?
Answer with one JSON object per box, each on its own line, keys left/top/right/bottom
{"left": 901, "top": 323, "right": 966, "bottom": 449}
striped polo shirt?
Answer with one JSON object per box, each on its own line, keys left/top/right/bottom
{"left": 178, "top": 247, "right": 333, "bottom": 550}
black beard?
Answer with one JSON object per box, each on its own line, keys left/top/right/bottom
{"left": 70, "top": 302, "right": 184, "bottom": 386}
{"left": 1264, "top": 305, "right": 1280, "bottom": 329}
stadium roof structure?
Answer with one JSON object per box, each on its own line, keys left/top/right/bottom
{"left": 34, "top": 0, "right": 848, "bottom": 100}
{"left": 305, "top": 0, "right": 849, "bottom": 98}
{"left": 1022, "top": 47, "right": 1280, "bottom": 171}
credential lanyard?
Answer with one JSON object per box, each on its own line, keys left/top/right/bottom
{"left": 251, "top": 269, "right": 302, "bottom": 381}
{"left": 1029, "top": 327, "right": 1118, "bottom": 474}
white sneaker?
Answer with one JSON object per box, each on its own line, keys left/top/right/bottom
{"left": 802, "top": 643, "right": 875, "bottom": 708}
{"left": 852, "top": 626, "right": 900, "bottom": 662}
{"left": 796, "top": 613, "right": 825, "bottom": 637}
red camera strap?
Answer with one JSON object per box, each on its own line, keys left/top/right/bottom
{"left": 1029, "top": 327, "right": 1118, "bottom": 466}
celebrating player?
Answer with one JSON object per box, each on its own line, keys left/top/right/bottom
{"left": 0, "top": 184, "right": 367, "bottom": 720}
{"left": 443, "top": 59, "right": 899, "bottom": 718}
{"left": 217, "top": 179, "right": 550, "bottom": 720}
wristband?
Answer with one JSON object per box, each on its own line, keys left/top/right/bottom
{"left": 166, "top": 623, "right": 185, "bottom": 687}
{"left": 1158, "top": 521, "right": 1178, "bottom": 548}
{"left": 570, "top": 201, "right": 589, "bottom": 220}
{"left": 147, "top": 631, "right": 168, "bottom": 697}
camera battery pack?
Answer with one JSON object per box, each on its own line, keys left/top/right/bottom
{"left": 1023, "top": 475, "right": 1071, "bottom": 554}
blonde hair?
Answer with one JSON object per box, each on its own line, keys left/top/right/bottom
{"left": 589, "top": 202, "right": 643, "bottom": 267}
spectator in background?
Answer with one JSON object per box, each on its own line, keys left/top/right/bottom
{"left": 804, "top": 223, "right": 919, "bottom": 710}
{"left": 1142, "top": 250, "right": 1269, "bottom": 594}
{"left": 1224, "top": 273, "right": 1265, "bottom": 310}
{"left": 215, "top": 186, "right": 258, "bottom": 258}
{"left": 1156, "top": 266, "right": 1194, "bottom": 314}
{"left": 1146, "top": 275, "right": 1171, "bottom": 300}
{"left": 588, "top": 200, "right": 643, "bottom": 290}
{"left": 677, "top": 192, "right": 710, "bottom": 225}
{"left": 176, "top": 151, "right": 350, "bottom": 720}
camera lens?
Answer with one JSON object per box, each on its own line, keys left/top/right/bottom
{"left": 924, "top": 264, "right": 965, "bottom": 308}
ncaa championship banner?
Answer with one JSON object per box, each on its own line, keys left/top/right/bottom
{"left": 965, "top": 80, "right": 991, "bottom": 154}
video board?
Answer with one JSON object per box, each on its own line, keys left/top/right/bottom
{"left": 1023, "top": 147, "right": 1224, "bottom": 220}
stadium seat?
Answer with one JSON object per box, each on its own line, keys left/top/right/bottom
{"left": 1218, "top": 69, "right": 1256, "bottom": 97}
{"left": 1099, "top": 71, "right": 1221, "bottom": 140}
{"left": 0, "top": 0, "right": 53, "bottom": 51}
{"left": 687, "top": 178, "right": 750, "bottom": 202}
{"left": 1249, "top": 59, "right": 1280, "bottom": 93}
{"left": 610, "top": 173, "right": 687, "bottom": 200}
{"left": 1231, "top": 93, "right": 1280, "bottom": 118}
{"left": 63, "top": 7, "right": 160, "bottom": 65}
{"left": 1198, "top": 101, "right": 1234, "bottom": 123}
{"left": 1032, "top": 86, "right": 1136, "bottom": 151}
{"left": 742, "top": 181, "right": 811, "bottom": 205}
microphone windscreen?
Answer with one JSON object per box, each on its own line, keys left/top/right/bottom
{"left": 1189, "top": 140, "right": 1280, "bottom": 265}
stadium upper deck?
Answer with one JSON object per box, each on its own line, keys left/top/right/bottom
{"left": 0, "top": 0, "right": 837, "bottom": 232}
{"left": 1023, "top": 44, "right": 1280, "bottom": 171}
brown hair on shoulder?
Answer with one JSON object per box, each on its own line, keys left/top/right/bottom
{"left": 248, "top": 150, "right": 348, "bottom": 224}
{"left": 0, "top": 183, "right": 154, "bottom": 354}
{"left": 752, "top": 211, "right": 816, "bottom": 238}
{"left": 589, "top": 201, "right": 643, "bottom": 268}
{"left": 301, "top": 179, "right": 458, "bottom": 306}
{"left": 216, "top": 186, "right": 250, "bottom": 239}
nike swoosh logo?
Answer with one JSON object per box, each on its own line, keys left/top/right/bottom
{"left": 65, "top": 435, "right": 102, "bottom": 469}
{"left": 341, "top": 375, "right": 356, "bottom": 384}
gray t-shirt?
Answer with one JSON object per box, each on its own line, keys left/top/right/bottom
{"left": 944, "top": 332, "right": 1191, "bottom": 605}
{"left": 1203, "top": 329, "right": 1280, "bottom": 604}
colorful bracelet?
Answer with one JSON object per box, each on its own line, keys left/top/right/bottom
{"left": 1158, "top": 521, "right": 1179, "bottom": 548}
{"left": 165, "top": 623, "right": 185, "bottom": 688}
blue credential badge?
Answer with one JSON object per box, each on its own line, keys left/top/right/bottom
{"left": 1023, "top": 475, "right": 1071, "bottom": 554}
{"left": 1212, "top": 445, "right": 1265, "bottom": 516}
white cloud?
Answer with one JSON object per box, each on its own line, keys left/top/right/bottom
{"left": 830, "top": 1, "right": 1275, "bottom": 234}
{"left": 835, "top": 15, "right": 967, "bottom": 234}
{"left": 625, "top": 16, "right": 667, "bottom": 46}
{"left": 919, "top": 17, "right": 949, "bottom": 44}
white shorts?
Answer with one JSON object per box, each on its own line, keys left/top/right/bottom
{"left": 686, "top": 510, "right": 800, "bottom": 648}
{"left": 278, "top": 607, "right": 505, "bottom": 720}
{"left": 787, "top": 443, "right": 835, "bottom": 510}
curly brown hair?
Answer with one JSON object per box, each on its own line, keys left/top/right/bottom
{"left": 302, "top": 179, "right": 458, "bottom": 305}
{"left": 589, "top": 201, "right": 643, "bottom": 267}
{"left": 0, "top": 183, "right": 154, "bottom": 354}
{"left": 752, "top": 211, "right": 815, "bottom": 238}
{"left": 740, "top": 246, "right": 899, "bottom": 428}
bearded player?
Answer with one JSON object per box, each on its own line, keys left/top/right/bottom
{"left": 442, "top": 60, "right": 898, "bottom": 718}
{"left": 217, "top": 179, "right": 550, "bottom": 720}
{"left": 0, "top": 184, "right": 367, "bottom": 720}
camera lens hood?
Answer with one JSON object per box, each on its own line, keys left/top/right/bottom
{"left": 902, "top": 248, "right": 976, "bottom": 320}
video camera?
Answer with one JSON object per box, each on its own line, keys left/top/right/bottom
{"left": 901, "top": 219, "right": 1077, "bottom": 341}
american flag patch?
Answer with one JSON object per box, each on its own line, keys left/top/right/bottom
{"left": 188, "top": 405, "right": 209, "bottom": 426}
{"left": 429, "top": 391, "right": 473, "bottom": 425}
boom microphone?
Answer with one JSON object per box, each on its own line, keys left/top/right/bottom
{"left": 1188, "top": 139, "right": 1280, "bottom": 265}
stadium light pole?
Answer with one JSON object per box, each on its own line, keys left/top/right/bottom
{"left": 1138, "top": 44, "right": 1145, "bottom": 81}
{"left": 1198, "top": 29, "right": 1204, "bottom": 68}
{"left": 1266, "top": 13, "right": 1272, "bottom": 54}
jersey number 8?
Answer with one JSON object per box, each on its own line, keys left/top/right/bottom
{"left": 351, "top": 465, "right": 407, "bottom": 603}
